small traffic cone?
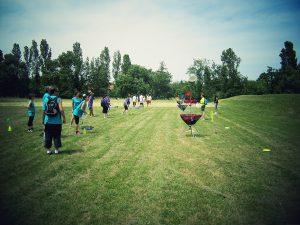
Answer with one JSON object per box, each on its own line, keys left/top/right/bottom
{"left": 83, "top": 128, "right": 87, "bottom": 134}
{"left": 8, "top": 125, "right": 12, "bottom": 132}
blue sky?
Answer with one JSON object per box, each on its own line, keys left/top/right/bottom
{"left": 0, "top": 0, "right": 299, "bottom": 81}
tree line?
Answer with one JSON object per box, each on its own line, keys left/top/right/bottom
{"left": 0, "top": 39, "right": 299, "bottom": 99}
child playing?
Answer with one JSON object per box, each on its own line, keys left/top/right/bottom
{"left": 73, "top": 94, "right": 89, "bottom": 135}
{"left": 123, "top": 95, "right": 130, "bottom": 114}
{"left": 27, "top": 94, "right": 35, "bottom": 132}
{"left": 70, "top": 91, "right": 82, "bottom": 126}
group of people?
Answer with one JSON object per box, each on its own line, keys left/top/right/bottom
{"left": 27, "top": 86, "right": 89, "bottom": 155}
{"left": 26, "top": 87, "right": 153, "bottom": 155}
{"left": 132, "top": 95, "right": 152, "bottom": 107}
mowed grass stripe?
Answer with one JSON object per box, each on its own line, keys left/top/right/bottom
{"left": 1, "top": 96, "right": 300, "bottom": 225}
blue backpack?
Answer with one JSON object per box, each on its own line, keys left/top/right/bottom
{"left": 204, "top": 98, "right": 208, "bottom": 105}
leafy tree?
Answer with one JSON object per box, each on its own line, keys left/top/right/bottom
{"left": 73, "top": 42, "right": 83, "bottom": 91}
{"left": 12, "top": 43, "right": 21, "bottom": 63}
{"left": 151, "top": 62, "right": 172, "bottom": 98}
{"left": 29, "top": 40, "right": 42, "bottom": 95}
{"left": 278, "top": 41, "right": 300, "bottom": 93}
{"left": 220, "top": 48, "right": 246, "bottom": 97}
{"left": 0, "top": 50, "right": 3, "bottom": 63}
{"left": 115, "top": 64, "right": 152, "bottom": 97}
{"left": 112, "top": 50, "right": 122, "bottom": 80}
{"left": 121, "top": 54, "right": 131, "bottom": 74}
{"left": 98, "top": 47, "right": 110, "bottom": 96}
{"left": 187, "top": 59, "right": 209, "bottom": 98}
{"left": 0, "top": 54, "right": 19, "bottom": 96}
{"left": 280, "top": 41, "right": 298, "bottom": 70}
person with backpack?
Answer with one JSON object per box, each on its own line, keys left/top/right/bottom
{"left": 70, "top": 91, "right": 82, "bottom": 126}
{"left": 27, "top": 94, "right": 35, "bottom": 132}
{"left": 123, "top": 94, "right": 131, "bottom": 114}
{"left": 42, "top": 86, "right": 52, "bottom": 138}
{"left": 43, "top": 86, "right": 66, "bottom": 155}
{"left": 73, "top": 94, "right": 89, "bottom": 135}
{"left": 200, "top": 93, "right": 208, "bottom": 120}
{"left": 101, "top": 94, "right": 110, "bottom": 118}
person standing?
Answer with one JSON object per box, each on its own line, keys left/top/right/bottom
{"left": 214, "top": 95, "right": 219, "bottom": 116}
{"left": 123, "top": 95, "right": 130, "bottom": 114}
{"left": 43, "top": 87, "right": 66, "bottom": 155}
{"left": 88, "top": 92, "right": 95, "bottom": 117}
{"left": 73, "top": 94, "right": 89, "bottom": 135}
{"left": 27, "top": 94, "right": 35, "bottom": 132}
{"left": 132, "top": 95, "right": 137, "bottom": 107}
{"left": 139, "top": 94, "right": 144, "bottom": 107}
{"left": 70, "top": 91, "right": 82, "bottom": 126}
{"left": 200, "top": 93, "right": 207, "bottom": 120}
{"left": 101, "top": 94, "right": 110, "bottom": 118}
{"left": 42, "top": 86, "right": 51, "bottom": 138}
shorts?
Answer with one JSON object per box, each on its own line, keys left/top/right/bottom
{"left": 28, "top": 116, "right": 34, "bottom": 126}
{"left": 44, "top": 124, "right": 62, "bottom": 149}
{"left": 88, "top": 105, "right": 93, "bottom": 110}
{"left": 74, "top": 115, "right": 80, "bottom": 125}
{"left": 201, "top": 105, "right": 205, "bottom": 112}
{"left": 103, "top": 106, "right": 109, "bottom": 114}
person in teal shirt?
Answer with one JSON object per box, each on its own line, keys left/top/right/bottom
{"left": 43, "top": 86, "right": 66, "bottom": 155}
{"left": 73, "top": 94, "right": 89, "bottom": 135}
{"left": 70, "top": 91, "right": 82, "bottom": 126}
{"left": 27, "top": 94, "right": 35, "bottom": 132}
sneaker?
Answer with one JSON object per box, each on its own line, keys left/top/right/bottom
{"left": 46, "top": 150, "right": 52, "bottom": 155}
{"left": 55, "top": 149, "right": 60, "bottom": 154}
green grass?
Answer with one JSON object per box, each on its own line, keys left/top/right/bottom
{"left": 0, "top": 95, "right": 300, "bottom": 225}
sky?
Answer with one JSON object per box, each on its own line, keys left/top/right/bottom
{"left": 0, "top": 0, "right": 299, "bottom": 81}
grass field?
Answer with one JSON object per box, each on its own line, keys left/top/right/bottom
{"left": 0, "top": 95, "right": 300, "bottom": 225}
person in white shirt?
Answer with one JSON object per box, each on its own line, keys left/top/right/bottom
{"left": 139, "top": 95, "right": 144, "bottom": 107}
{"left": 132, "top": 95, "right": 137, "bottom": 107}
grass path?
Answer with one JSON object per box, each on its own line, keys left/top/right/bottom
{"left": 0, "top": 95, "right": 300, "bottom": 225}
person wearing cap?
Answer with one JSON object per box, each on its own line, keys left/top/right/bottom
{"left": 43, "top": 86, "right": 66, "bottom": 155}
{"left": 73, "top": 94, "right": 89, "bottom": 135}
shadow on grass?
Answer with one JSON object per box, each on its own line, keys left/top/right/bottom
{"left": 61, "top": 149, "right": 83, "bottom": 155}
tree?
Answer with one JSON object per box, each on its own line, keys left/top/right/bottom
{"left": 0, "top": 50, "right": 3, "bottom": 63}
{"left": 151, "top": 62, "right": 172, "bottom": 98}
{"left": 98, "top": 47, "right": 110, "bottom": 96}
{"left": 186, "top": 59, "right": 208, "bottom": 98}
{"left": 121, "top": 54, "right": 131, "bottom": 74}
{"left": 115, "top": 64, "right": 152, "bottom": 97}
{"left": 112, "top": 50, "right": 122, "bottom": 80}
{"left": 72, "top": 42, "right": 83, "bottom": 91}
{"left": 12, "top": 43, "right": 21, "bottom": 63}
{"left": 280, "top": 41, "right": 298, "bottom": 70}
{"left": 0, "top": 54, "right": 19, "bottom": 96}
{"left": 29, "top": 40, "right": 42, "bottom": 95}
{"left": 220, "top": 48, "right": 246, "bottom": 97}
{"left": 278, "top": 41, "right": 300, "bottom": 93}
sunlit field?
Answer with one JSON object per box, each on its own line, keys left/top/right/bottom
{"left": 0, "top": 95, "right": 300, "bottom": 225}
